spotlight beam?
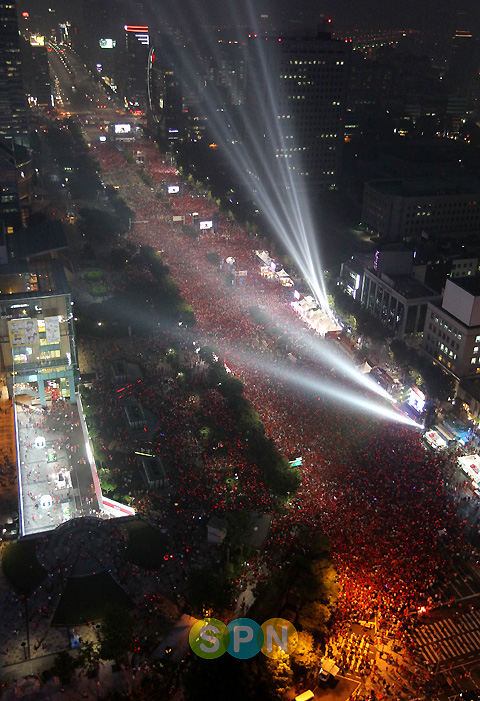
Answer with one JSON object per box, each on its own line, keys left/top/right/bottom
{"left": 261, "top": 307, "right": 393, "bottom": 401}
{"left": 253, "top": 356, "right": 422, "bottom": 429}
{"left": 212, "top": 340, "right": 422, "bottom": 430}
{"left": 150, "top": 8, "right": 330, "bottom": 312}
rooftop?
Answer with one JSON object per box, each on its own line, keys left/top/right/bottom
{"left": 0, "top": 257, "right": 71, "bottom": 300}
{"left": 449, "top": 276, "right": 480, "bottom": 297}
{"left": 14, "top": 219, "right": 68, "bottom": 260}
{"left": 366, "top": 177, "right": 480, "bottom": 199}
{"left": 367, "top": 269, "right": 439, "bottom": 300}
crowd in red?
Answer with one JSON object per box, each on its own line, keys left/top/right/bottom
{"left": 94, "top": 139, "right": 462, "bottom": 632}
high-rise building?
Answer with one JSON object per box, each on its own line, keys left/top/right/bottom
{"left": 0, "top": 138, "right": 33, "bottom": 249}
{"left": 21, "top": 37, "right": 52, "bottom": 109}
{"left": 246, "top": 23, "right": 351, "bottom": 191}
{"left": 448, "top": 16, "right": 479, "bottom": 100}
{"left": 124, "top": 24, "right": 150, "bottom": 112}
{"left": 147, "top": 42, "right": 184, "bottom": 147}
{"left": 0, "top": 0, "right": 29, "bottom": 146}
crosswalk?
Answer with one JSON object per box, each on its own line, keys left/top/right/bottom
{"left": 413, "top": 610, "right": 480, "bottom": 668}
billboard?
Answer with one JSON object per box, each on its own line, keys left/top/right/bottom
{"left": 199, "top": 220, "right": 213, "bottom": 230}
{"left": 30, "top": 34, "right": 45, "bottom": 46}
{"left": 8, "top": 318, "right": 38, "bottom": 347}
{"left": 114, "top": 123, "right": 131, "bottom": 134}
{"left": 99, "top": 38, "right": 116, "bottom": 49}
{"left": 45, "top": 316, "right": 61, "bottom": 343}
{"left": 408, "top": 387, "right": 425, "bottom": 414}
{"left": 168, "top": 185, "right": 180, "bottom": 194}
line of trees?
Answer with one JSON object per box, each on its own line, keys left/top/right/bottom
{"left": 200, "top": 346, "right": 301, "bottom": 498}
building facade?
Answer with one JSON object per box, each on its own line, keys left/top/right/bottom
{"left": 422, "top": 278, "right": 480, "bottom": 380}
{"left": 147, "top": 40, "right": 184, "bottom": 147}
{"left": 246, "top": 25, "right": 351, "bottom": 191}
{"left": 0, "top": 0, "right": 29, "bottom": 145}
{"left": 362, "top": 178, "right": 480, "bottom": 243}
{"left": 0, "top": 258, "right": 77, "bottom": 406}
{"left": 361, "top": 267, "right": 440, "bottom": 338}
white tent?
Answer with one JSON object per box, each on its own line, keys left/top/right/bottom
{"left": 424, "top": 429, "right": 448, "bottom": 449}
{"left": 298, "top": 296, "right": 318, "bottom": 314}
{"left": 308, "top": 309, "right": 340, "bottom": 336}
{"left": 458, "top": 454, "right": 480, "bottom": 489}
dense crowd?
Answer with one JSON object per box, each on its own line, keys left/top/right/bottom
{"left": 93, "top": 140, "right": 462, "bottom": 635}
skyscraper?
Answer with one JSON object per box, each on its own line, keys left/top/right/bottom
{"left": 0, "top": 0, "right": 29, "bottom": 146}
{"left": 246, "top": 22, "right": 351, "bottom": 191}
{"left": 147, "top": 40, "right": 184, "bottom": 147}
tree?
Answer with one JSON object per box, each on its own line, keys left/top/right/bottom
{"left": 82, "top": 243, "right": 96, "bottom": 260}
{"left": 298, "top": 601, "right": 331, "bottom": 638}
{"left": 290, "top": 631, "right": 317, "bottom": 677}
{"left": 206, "top": 251, "right": 220, "bottom": 265}
{"left": 177, "top": 301, "right": 196, "bottom": 327}
{"left": 78, "top": 208, "right": 123, "bottom": 245}
{"left": 422, "top": 361, "right": 455, "bottom": 403}
{"left": 390, "top": 339, "right": 411, "bottom": 366}
{"left": 98, "top": 467, "right": 116, "bottom": 494}
{"left": 217, "top": 376, "right": 244, "bottom": 400}
{"left": 296, "top": 528, "right": 331, "bottom": 557}
{"left": 199, "top": 346, "right": 219, "bottom": 365}
{"left": 98, "top": 609, "right": 135, "bottom": 664}
{"left": 183, "top": 654, "right": 250, "bottom": 701}
{"left": 76, "top": 640, "right": 100, "bottom": 677}
{"left": 133, "top": 660, "right": 173, "bottom": 699}
{"left": 263, "top": 649, "right": 293, "bottom": 696}
{"left": 51, "top": 650, "right": 76, "bottom": 684}
{"left": 310, "top": 559, "right": 338, "bottom": 606}
{"left": 185, "top": 567, "right": 232, "bottom": 615}
{"left": 110, "top": 247, "right": 130, "bottom": 269}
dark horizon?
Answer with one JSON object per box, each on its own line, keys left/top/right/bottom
{"left": 19, "top": 0, "right": 480, "bottom": 35}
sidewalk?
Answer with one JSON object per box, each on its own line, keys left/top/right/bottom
{"left": 153, "top": 613, "right": 197, "bottom": 663}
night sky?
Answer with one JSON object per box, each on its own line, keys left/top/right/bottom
{"left": 21, "top": 0, "right": 480, "bottom": 34}
{"left": 275, "top": 0, "right": 479, "bottom": 33}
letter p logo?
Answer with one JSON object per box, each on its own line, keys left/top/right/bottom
{"left": 227, "top": 618, "right": 263, "bottom": 659}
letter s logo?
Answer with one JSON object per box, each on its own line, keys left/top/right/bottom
{"left": 199, "top": 624, "right": 220, "bottom": 653}
{"left": 189, "top": 617, "right": 229, "bottom": 659}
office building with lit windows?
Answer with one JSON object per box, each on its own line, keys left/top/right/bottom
{"left": 362, "top": 177, "right": 480, "bottom": 244}
{"left": 422, "top": 278, "right": 480, "bottom": 380}
{"left": 359, "top": 245, "right": 439, "bottom": 339}
{"left": 147, "top": 39, "right": 184, "bottom": 147}
{"left": 247, "top": 23, "right": 350, "bottom": 191}
{"left": 0, "top": 221, "right": 77, "bottom": 405}
{"left": 0, "top": 0, "right": 30, "bottom": 146}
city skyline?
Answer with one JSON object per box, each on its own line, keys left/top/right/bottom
{"left": 19, "top": 0, "right": 480, "bottom": 33}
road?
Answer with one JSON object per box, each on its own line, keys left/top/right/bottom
{"left": 48, "top": 43, "right": 124, "bottom": 124}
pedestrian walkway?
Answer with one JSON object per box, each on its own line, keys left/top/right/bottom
{"left": 412, "top": 610, "right": 480, "bottom": 668}
{"left": 0, "top": 380, "right": 16, "bottom": 502}
{"left": 16, "top": 400, "right": 100, "bottom": 536}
